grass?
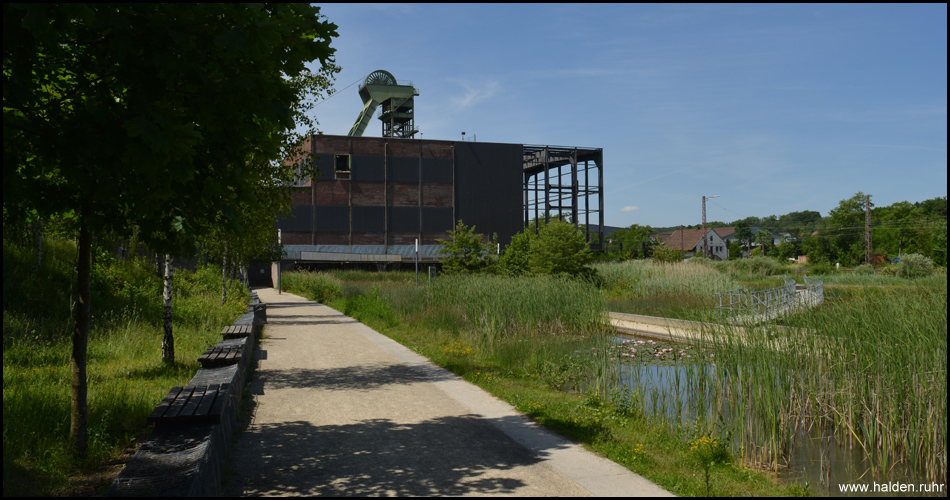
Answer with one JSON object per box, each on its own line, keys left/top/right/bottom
{"left": 282, "top": 259, "right": 947, "bottom": 493}
{"left": 282, "top": 268, "right": 811, "bottom": 496}
{"left": 3, "top": 237, "right": 248, "bottom": 496}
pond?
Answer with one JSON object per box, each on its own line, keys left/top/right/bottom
{"left": 604, "top": 333, "right": 943, "bottom": 496}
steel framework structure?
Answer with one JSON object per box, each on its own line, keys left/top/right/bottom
{"left": 523, "top": 145, "right": 604, "bottom": 249}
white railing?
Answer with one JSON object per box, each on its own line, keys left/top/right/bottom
{"left": 799, "top": 275, "right": 824, "bottom": 308}
{"left": 716, "top": 276, "right": 799, "bottom": 322}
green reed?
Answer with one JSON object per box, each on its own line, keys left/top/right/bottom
{"left": 646, "top": 279, "right": 948, "bottom": 483}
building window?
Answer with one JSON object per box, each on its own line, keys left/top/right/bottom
{"left": 335, "top": 154, "right": 351, "bottom": 180}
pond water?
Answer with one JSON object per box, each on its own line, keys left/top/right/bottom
{"left": 607, "top": 333, "right": 944, "bottom": 496}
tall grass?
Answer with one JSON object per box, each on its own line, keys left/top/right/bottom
{"left": 285, "top": 268, "right": 807, "bottom": 495}
{"left": 596, "top": 260, "right": 747, "bottom": 320}
{"left": 280, "top": 269, "right": 344, "bottom": 303}
{"left": 3, "top": 238, "right": 248, "bottom": 496}
{"left": 611, "top": 278, "right": 947, "bottom": 485}
{"left": 279, "top": 264, "right": 947, "bottom": 488}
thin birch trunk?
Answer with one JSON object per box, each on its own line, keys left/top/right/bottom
{"left": 222, "top": 243, "right": 227, "bottom": 305}
{"left": 162, "top": 255, "right": 174, "bottom": 364}
{"left": 70, "top": 215, "right": 91, "bottom": 458}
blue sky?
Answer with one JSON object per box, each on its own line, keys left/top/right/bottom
{"left": 308, "top": 4, "right": 947, "bottom": 229}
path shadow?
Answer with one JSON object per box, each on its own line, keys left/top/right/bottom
{"left": 252, "top": 362, "right": 456, "bottom": 392}
{"left": 266, "top": 316, "right": 359, "bottom": 326}
{"left": 225, "top": 415, "right": 563, "bottom": 496}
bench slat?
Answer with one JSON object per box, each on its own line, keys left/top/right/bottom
{"left": 195, "top": 383, "right": 220, "bottom": 419}
{"left": 165, "top": 386, "right": 195, "bottom": 418}
{"left": 147, "top": 386, "right": 183, "bottom": 421}
{"left": 178, "top": 385, "right": 207, "bottom": 420}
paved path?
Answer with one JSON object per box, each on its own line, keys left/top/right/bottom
{"left": 224, "top": 287, "right": 671, "bottom": 497}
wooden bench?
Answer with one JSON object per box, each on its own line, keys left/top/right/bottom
{"left": 147, "top": 384, "right": 230, "bottom": 425}
{"left": 221, "top": 324, "right": 253, "bottom": 339}
{"left": 251, "top": 303, "right": 266, "bottom": 324}
{"left": 197, "top": 344, "right": 244, "bottom": 368}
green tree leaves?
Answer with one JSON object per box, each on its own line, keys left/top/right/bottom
{"left": 437, "top": 220, "right": 489, "bottom": 274}
{"left": 528, "top": 219, "right": 594, "bottom": 277}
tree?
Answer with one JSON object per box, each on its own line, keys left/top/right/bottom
{"left": 437, "top": 220, "right": 489, "bottom": 274}
{"left": 609, "top": 224, "right": 655, "bottom": 260}
{"left": 827, "top": 192, "right": 873, "bottom": 265}
{"left": 734, "top": 225, "right": 754, "bottom": 256}
{"left": 652, "top": 244, "right": 683, "bottom": 264}
{"left": 4, "top": 4, "right": 338, "bottom": 457}
{"left": 498, "top": 228, "right": 536, "bottom": 276}
{"left": 755, "top": 230, "right": 772, "bottom": 257}
{"left": 528, "top": 219, "right": 594, "bottom": 278}
{"left": 728, "top": 241, "right": 742, "bottom": 260}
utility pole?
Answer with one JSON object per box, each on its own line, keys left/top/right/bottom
{"left": 865, "top": 194, "right": 872, "bottom": 265}
{"left": 702, "top": 195, "right": 719, "bottom": 258}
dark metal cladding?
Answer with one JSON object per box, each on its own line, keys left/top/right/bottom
{"left": 276, "top": 205, "right": 312, "bottom": 232}
{"left": 313, "top": 206, "right": 348, "bottom": 232}
{"left": 388, "top": 206, "right": 420, "bottom": 233}
{"left": 277, "top": 135, "right": 602, "bottom": 264}
{"left": 350, "top": 155, "right": 385, "bottom": 181}
{"left": 422, "top": 207, "right": 454, "bottom": 233}
{"left": 352, "top": 206, "right": 385, "bottom": 232}
{"left": 454, "top": 141, "right": 523, "bottom": 247}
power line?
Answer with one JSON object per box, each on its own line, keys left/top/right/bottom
{"left": 314, "top": 76, "right": 364, "bottom": 107}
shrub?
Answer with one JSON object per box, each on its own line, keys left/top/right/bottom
{"left": 878, "top": 264, "right": 898, "bottom": 276}
{"left": 436, "top": 220, "right": 489, "bottom": 274}
{"left": 896, "top": 253, "right": 934, "bottom": 279}
{"left": 528, "top": 219, "right": 594, "bottom": 278}
{"left": 652, "top": 245, "right": 683, "bottom": 264}
{"left": 729, "top": 256, "right": 784, "bottom": 276}
{"left": 853, "top": 263, "right": 875, "bottom": 275}
{"left": 811, "top": 262, "right": 834, "bottom": 275}
{"left": 498, "top": 229, "right": 535, "bottom": 276}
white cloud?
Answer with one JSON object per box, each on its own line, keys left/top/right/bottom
{"left": 451, "top": 80, "right": 499, "bottom": 109}
{"left": 621, "top": 206, "right": 640, "bottom": 212}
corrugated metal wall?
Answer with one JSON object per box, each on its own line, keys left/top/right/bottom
{"left": 278, "top": 136, "right": 525, "bottom": 260}
{"left": 454, "top": 142, "right": 523, "bottom": 246}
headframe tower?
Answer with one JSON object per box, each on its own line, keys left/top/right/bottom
{"left": 347, "top": 70, "right": 419, "bottom": 139}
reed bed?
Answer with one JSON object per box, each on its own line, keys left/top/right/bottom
{"left": 413, "top": 274, "right": 609, "bottom": 345}
{"left": 613, "top": 278, "right": 947, "bottom": 484}
{"left": 596, "top": 260, "right": 742, "bottom": 299}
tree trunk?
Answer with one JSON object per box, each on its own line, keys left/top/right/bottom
{"left": 70, "top": 216, "right": 91, "bottom": 458}
{"left": 162, "top": 255, "right": 174, "bottom": 364}
{"left": 222, "top": 243, "right": 227, "bottom": 305}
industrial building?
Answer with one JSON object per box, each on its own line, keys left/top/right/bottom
{"left": 273, "top": 70, "right": 604, "bottom": 268}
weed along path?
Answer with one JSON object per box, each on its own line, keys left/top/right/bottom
{"left": 224, "top": 287, "right": 671, "bottom": 497}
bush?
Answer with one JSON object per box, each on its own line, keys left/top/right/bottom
{"left": 853, "top": 263, "right": 875, "bottom": 275}
{"left": 811, "top": 262, "right": 834, "bottom": 275}
{"left": 729, "top": 256, "right": 784, "bottom": 276}
{"left": 896, "top": 253, "right": 934, "bottom": 279}
{"left": 652, "top": 245, "right": 683, "bottom": 264}
{"left": 528, "top": 219, "right": 594, "bottom": 278}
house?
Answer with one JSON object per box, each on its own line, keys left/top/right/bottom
{"left": 654, "top": 227, "right": 730, "bottom": 261}
{"left": 652, "top": 225, "right": 785, "bottom": 261}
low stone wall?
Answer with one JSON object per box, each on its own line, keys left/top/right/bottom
{"left": 106, "top": 292, "right": 265, "bottom": 496}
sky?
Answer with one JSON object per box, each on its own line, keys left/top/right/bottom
{"left": 307, "top": 4, "right": 947, "bottom": 229}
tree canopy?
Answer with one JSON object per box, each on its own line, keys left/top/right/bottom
{"left": 3, "top": 3, "right": 340, "bottom": 456}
